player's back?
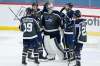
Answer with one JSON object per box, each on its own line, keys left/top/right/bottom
{"left": 21, "top": 16, "right": 40, "bottom": 39}
{"left": 75, "top": 18, "right": 87, "bottom": 42}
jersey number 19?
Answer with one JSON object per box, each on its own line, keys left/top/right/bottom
{"left": 23, "top": 23, "right": 33, "bottom": 32}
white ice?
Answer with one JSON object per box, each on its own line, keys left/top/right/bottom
{"left": 0, "top": 31, "right": 100, "bottom": 66}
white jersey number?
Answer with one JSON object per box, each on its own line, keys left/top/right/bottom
{"left": 82, "top": 26, "right": 86, "bottom": 36}
{"left": 24, "top": 23, "right": 33, "bottom": 32}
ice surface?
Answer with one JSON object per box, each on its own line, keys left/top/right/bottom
{"left": 0, "top": 31, "right": 100, "bottom": 66}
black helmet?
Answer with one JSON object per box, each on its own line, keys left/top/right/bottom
{"left": 26, "top": 7, "right": 32, "bottom": 15}
{"left": 32, "top": 2, "right": 38, "bottom": 6}
{"left": 66, "top": 3, "right": 73, "bottom": 8}
{"left": 43, "top": 2, "right": 49, "bottom": 12}
{"left": 44, "top": 2, "right": 51, "bottom": 8}
{"left": 74, "top": 10, "right": 81, "bottom": 17}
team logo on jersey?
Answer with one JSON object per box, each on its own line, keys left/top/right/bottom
{"left": 45, "top": 18, "right": 53, "bottom": 23}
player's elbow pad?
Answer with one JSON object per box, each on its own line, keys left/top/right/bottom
{"left": 19, "top": 25, "right": 25, "bottom": 32}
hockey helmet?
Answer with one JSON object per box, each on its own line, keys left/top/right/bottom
{"left": 26, "top": 7, "right": 32, "bottom": 15}
{"left": 74, "top": 10, "right": 81, "bottom": 17}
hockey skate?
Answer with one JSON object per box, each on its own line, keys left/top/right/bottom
{"left": 39, "top": 55, "right": 48, "bottom": 62}
{"left": 28, "top": 52, "right": 34, "bottom": 62}
{"left": 34, "top": 57, "right": 40, "bottom": 64}
{"left": 22, "top": 56, "right": 27, "bottom": 65}
{"left": 74, "top": 60, "right": 81, "bottom": 66}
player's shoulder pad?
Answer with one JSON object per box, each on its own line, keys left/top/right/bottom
{"left": 52, "top": 12, "right": 61, "bottom": 19}
{"left": 78, "top": 18, "right": 87, "bottom": 25}
{"left": 68, "top": 10, "right": 74, "bottom": 15}
{"left": 42, "top": 11, "right": 48, "bottom": 15}
{"left": 52, "top": 10, "right": 60, "bottom": 14}
{"left": 21, "top": 16, "right": 26, "bottom": 19}
{"left": 37, "top": 9, "right": 42, "bottom": 13}
{"left": 20, "top": 16, "right": 27, "bottom": 22}
{"left": 53, "top": 10, "right": 64, "bottom": 17}
{"left": 71, "top": 10, "right": 74, "bottom": 12}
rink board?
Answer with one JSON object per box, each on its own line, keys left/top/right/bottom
{"left": 0, "top": 4, "right": 100, "bottom": 36}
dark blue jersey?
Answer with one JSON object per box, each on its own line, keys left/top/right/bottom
{"left": 63, "top": 10, "right": 74, "bottom": 21}
{"left": 75, "top": 18, "right": 87, "bottom": 43}
{"left": 62, "top": 9, "right": 75, "bottom": 34}
{"left": 20, "top": 15, "right": 40, "bottom": 39}
{"left": 31, "top": 9, "right": 41, "bottom": 22}
{"left": 63, "top": 19, "right": 75, "bottom": 33}
{"left": 40, "top": 11, "right": 62, "bottom": 42}
{"left": 41, "top": 11, "right": 63, "bottom": 33}
{"left": 66, "top": 10, "right": 74, "bottom": 19}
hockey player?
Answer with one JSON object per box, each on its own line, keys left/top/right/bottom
{"left": 40, "top": 2, "right": 64, "bottom": 60}
{"left": 25, "top": 3, "right": 40, "bottom": 61}
{"left": 42, "top": 2, "right": 49, "bottom": 13}
{"left": 60, "top": 3, "right": 75, "bottom": 61}
{"left": 42, "top": 2, "right": 61, "bottom": 16}
{"left": 73, "top": 10, "right": 87, "bottom": 66}
{"left": 31, "top": 2, "right": 41, "bottom": 20}
{"left": 20, "top": 8, "right": 40, "bottom": 65}
{"left": 60, "top": 3, "right": 74, "bottom": 19}
{"left": 28, "top": 2, "right": 46, "bottom": 61}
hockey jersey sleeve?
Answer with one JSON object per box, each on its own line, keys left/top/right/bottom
{"left": 34, "top": 20, "right": 40, "bottom": 34}
{"left": 56, "top": 14, "right": 63, "bottom": 29}
{"left": 39, "top": 15, "right": 45, "bottom": 31}
{"left": 19, "top": 17, "right": 25, "bottom": 32}
{"left": 75, "top": 19, "right": 87, "bottom": 43}
{"left": 79, "top": 19, "right": 87, "bottom": 43}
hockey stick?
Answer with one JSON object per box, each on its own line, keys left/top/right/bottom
{"left": 8, "top": 7, "right": 21, "bottom": 23}
{"left": 17, "top": 6, "right": 26, "bottom": 17}
{"left": 16, "top": 7, "right": 23, "bottom": 16}
{"left": 16, "top": 6, "right": 25, "bottom": 16}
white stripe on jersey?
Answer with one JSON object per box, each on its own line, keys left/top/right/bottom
{"left": 75, "top": 24, "right": 80, "bottom": 27}
{"left": 23, "top": 35, "right": 38, "bottom": 39}
{"left": 64, "top": 31, "right": 74, "bottom": 34}
{"left": 44, "top": 28, "right": 59, "bottom": 32}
